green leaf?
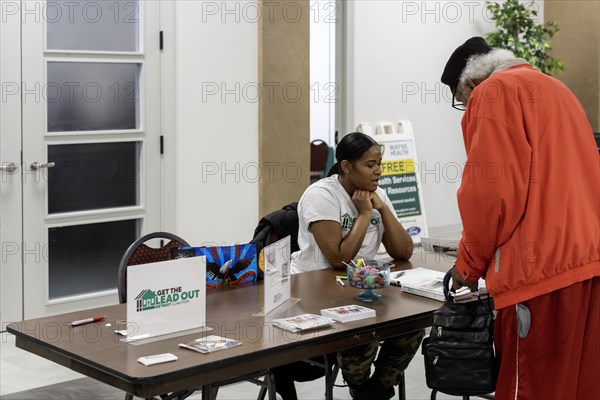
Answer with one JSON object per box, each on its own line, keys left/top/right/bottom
{"left": 484, "top": 0, "right": 564, "bottom": 75}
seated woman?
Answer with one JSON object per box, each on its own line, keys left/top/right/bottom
{"left": 290, "top": 132, "right": 424, "bottom": 400}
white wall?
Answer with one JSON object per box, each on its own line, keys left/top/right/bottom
{"left": 310, "top": 0, "right": 337, "bottom": 144}
{"left": 344, "top": 0, "right": 543, "bottom": 231}
{"left": 168, "top": 1, "right": 259, "bottom": 246}
{"left": 164, "top": 0, "right": 545, "bottom": 241}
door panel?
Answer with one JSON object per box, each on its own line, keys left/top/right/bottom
{"left": 0, "top": 5, "right": 23, "bottom": 328}
{"left": 46, "top": 62, "right": 140, "bottom": 132}
{"left": 17, "top": 0, "right": 161, "bottom": 319}
{"left": 48, "top": 219, "right": 139, "bottom": 299}
{"left": 47, "top": 142, "right": 140, "bottom": 213}
{"left": 46, "top": 0, "right": 140, "bottom": 52}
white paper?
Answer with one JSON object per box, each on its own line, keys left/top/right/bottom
{"left": 263, "top": 236, "right": 292, "bottom": 315}
{"left": 126, "top": 257, "right": 206, "bottom": 340}
{"left": 395, "top": 267, "right": 486, "bottom": 302}
{"left": 272, "top": 313, "right": 334, "bottom": 332}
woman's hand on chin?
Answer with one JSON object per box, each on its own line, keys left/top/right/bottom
{"left": 352, "top": 190, "right": 373, "bottom": 215}
{"left": 369, "top": 191, "right": 385, "bottom": 211}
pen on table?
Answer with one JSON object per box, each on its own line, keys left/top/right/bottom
{"left": 69, "top": 316, "right": 106, "bottom": 327}
{"left": 335, "top": 276, "right": 345, "bottom": 287}
{"left": 390, "top": 271, "right": 405, "bottom": 287}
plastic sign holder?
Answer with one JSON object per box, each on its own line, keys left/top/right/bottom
{"left": 254, "top": 236, "right": 300, "bottom": 317}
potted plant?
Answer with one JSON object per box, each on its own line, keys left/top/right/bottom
{"left": 486, "top": 0, "right": 564, "bottom": 75}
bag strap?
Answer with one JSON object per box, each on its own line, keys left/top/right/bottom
{"left": 485, "top": 294, "right": 495, "bottom": 319}
{"left": 443, "top": 269, "right": 495, "bottom": 318}
{"left": 442, "top": 269, "right": 456, "bottom": 302}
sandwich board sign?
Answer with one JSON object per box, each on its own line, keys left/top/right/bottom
{"left": 369, "top": 121, "right": 428, "bottom": 243}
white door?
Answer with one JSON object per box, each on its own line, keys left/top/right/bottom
{"left": 0, "top": 7, "right": 24, "bottom": 328}
{"left": 1, "top": 0, "right": 162, "bottom": 324}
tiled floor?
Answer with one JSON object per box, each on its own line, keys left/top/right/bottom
{"left": 1, "top": 331, "right": 464, "bottom": 399}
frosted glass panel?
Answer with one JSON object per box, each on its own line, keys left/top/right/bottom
{"left": 48, "top": 219, "right": 139, "bottom": 299}
{"left": 47, "top": 62, "right": 139, "bottom": 132}
{"left": 48, "top": 142, "right": 139, "bottom": 213}
{"left": 46, "top": 0, "right": 139, "bottom": 51}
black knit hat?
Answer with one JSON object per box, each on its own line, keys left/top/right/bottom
{"left": 441, "top": 37, "right": 492, "bottom": 94}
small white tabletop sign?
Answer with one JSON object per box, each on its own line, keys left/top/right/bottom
{"left": 263, "top": 236, "right": 298, "bottom": 315}
{"left": 126, "top": 256, "right": 206, "bottom": 342}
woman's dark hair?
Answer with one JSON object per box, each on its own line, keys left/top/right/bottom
{"left": 327, "top": 132, "right": 379, "bottom": 177}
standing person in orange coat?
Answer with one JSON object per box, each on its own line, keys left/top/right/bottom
{"left": 441, "top": 37, "right": 600, "bottom": 399}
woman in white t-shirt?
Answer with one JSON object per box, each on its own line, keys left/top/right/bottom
{"left": 290, "top": 132, "right": 424, "bottom": 399}
{"left": 291, "top": 132, "right": 413, "bottom": 273}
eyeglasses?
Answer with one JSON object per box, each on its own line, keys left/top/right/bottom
{"left": 452, "top": 93, "right": 466, "bottom": 111}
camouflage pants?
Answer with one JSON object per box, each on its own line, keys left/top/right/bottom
{"left": 337, "top": 329, "right": 425, "bottom": 388}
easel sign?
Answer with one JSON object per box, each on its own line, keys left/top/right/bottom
{"left": 126, "top": 257, "right": 207, "bottom": 342}
{"left": 370, "top": 121, "right": 429, "bottom": 243}
{"left": 258, "top": 236, "right": 299, "bottom": 316}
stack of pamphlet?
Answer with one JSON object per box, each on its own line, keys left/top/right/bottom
{"left": 179, "top": 335, "right": 242, "bottom": 353}
{"left": 320, "top": 305, "right": 376, "bottom": 322}
{"left": 272, "top": 313, "right": 335, "bottom": 332}
{"left": 393, "top": 267, "right": 487, "bottom": 302}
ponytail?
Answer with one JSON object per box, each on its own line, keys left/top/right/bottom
{"left": 326, "top": 162, "right": 341, "bottom": 177}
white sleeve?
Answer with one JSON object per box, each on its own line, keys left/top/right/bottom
{"left": 300, "top": 186, "right": 341, "bottom": 231}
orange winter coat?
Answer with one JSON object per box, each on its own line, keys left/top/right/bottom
{"left": 455, "top": 64, "right": 600, "bottom": 309}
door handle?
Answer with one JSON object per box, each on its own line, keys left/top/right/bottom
{"left": 0, "top": 163, "right": 18, "bottom": 173}
{"left": 30, "top": 162, "right": 56, "bottom": 170}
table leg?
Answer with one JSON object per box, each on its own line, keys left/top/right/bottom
{"left": 201, "top": 384, "right": 218, "bottom": 400}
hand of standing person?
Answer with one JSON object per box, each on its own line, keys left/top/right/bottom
{"left": 450, "top": 266, "right": 479, "bottom": 292}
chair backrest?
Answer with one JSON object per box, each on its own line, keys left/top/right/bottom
{"left": 117, "top": 231, "right": 190, "bottom": 304}
{"left": 310, "top": 140, "right": 334, "bottom": 183}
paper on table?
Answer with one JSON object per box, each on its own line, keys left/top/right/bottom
{"left": 320, "top": 305, "right": 376, "bottom": 322}
{"left": 272, "top": 313, "right": 334, "bottom": 332}
{"left": 179, "top": 335, "right": 242, "bottom": 354}
{"left": 395, "top": 267, "right": 486, "bottom": 302}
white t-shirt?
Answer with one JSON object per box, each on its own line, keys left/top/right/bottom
{"left": 290, "top": 175, "right": 395, "bottom": 273}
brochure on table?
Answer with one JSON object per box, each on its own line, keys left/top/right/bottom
{"left": 126, "top": 257, "right": 207, "bottom": 342}
{"left": 393, "top": 267, "right": 487, "bottom": 302}
{"left": 260, "top": 235, "right": 299, "bottom": 316}
{"left": 272, "top": 313, "right": 334, "bottom": 332}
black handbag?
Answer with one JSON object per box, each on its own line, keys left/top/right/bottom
{"left": 421, "top": 269, "right": 497, "bottom": 396}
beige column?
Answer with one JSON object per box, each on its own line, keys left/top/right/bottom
{"left": 545, "top": 0, "right": 600, "bottom": 131}
{"left": 258, "top": 0, "right": 310, "bottom": 216}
